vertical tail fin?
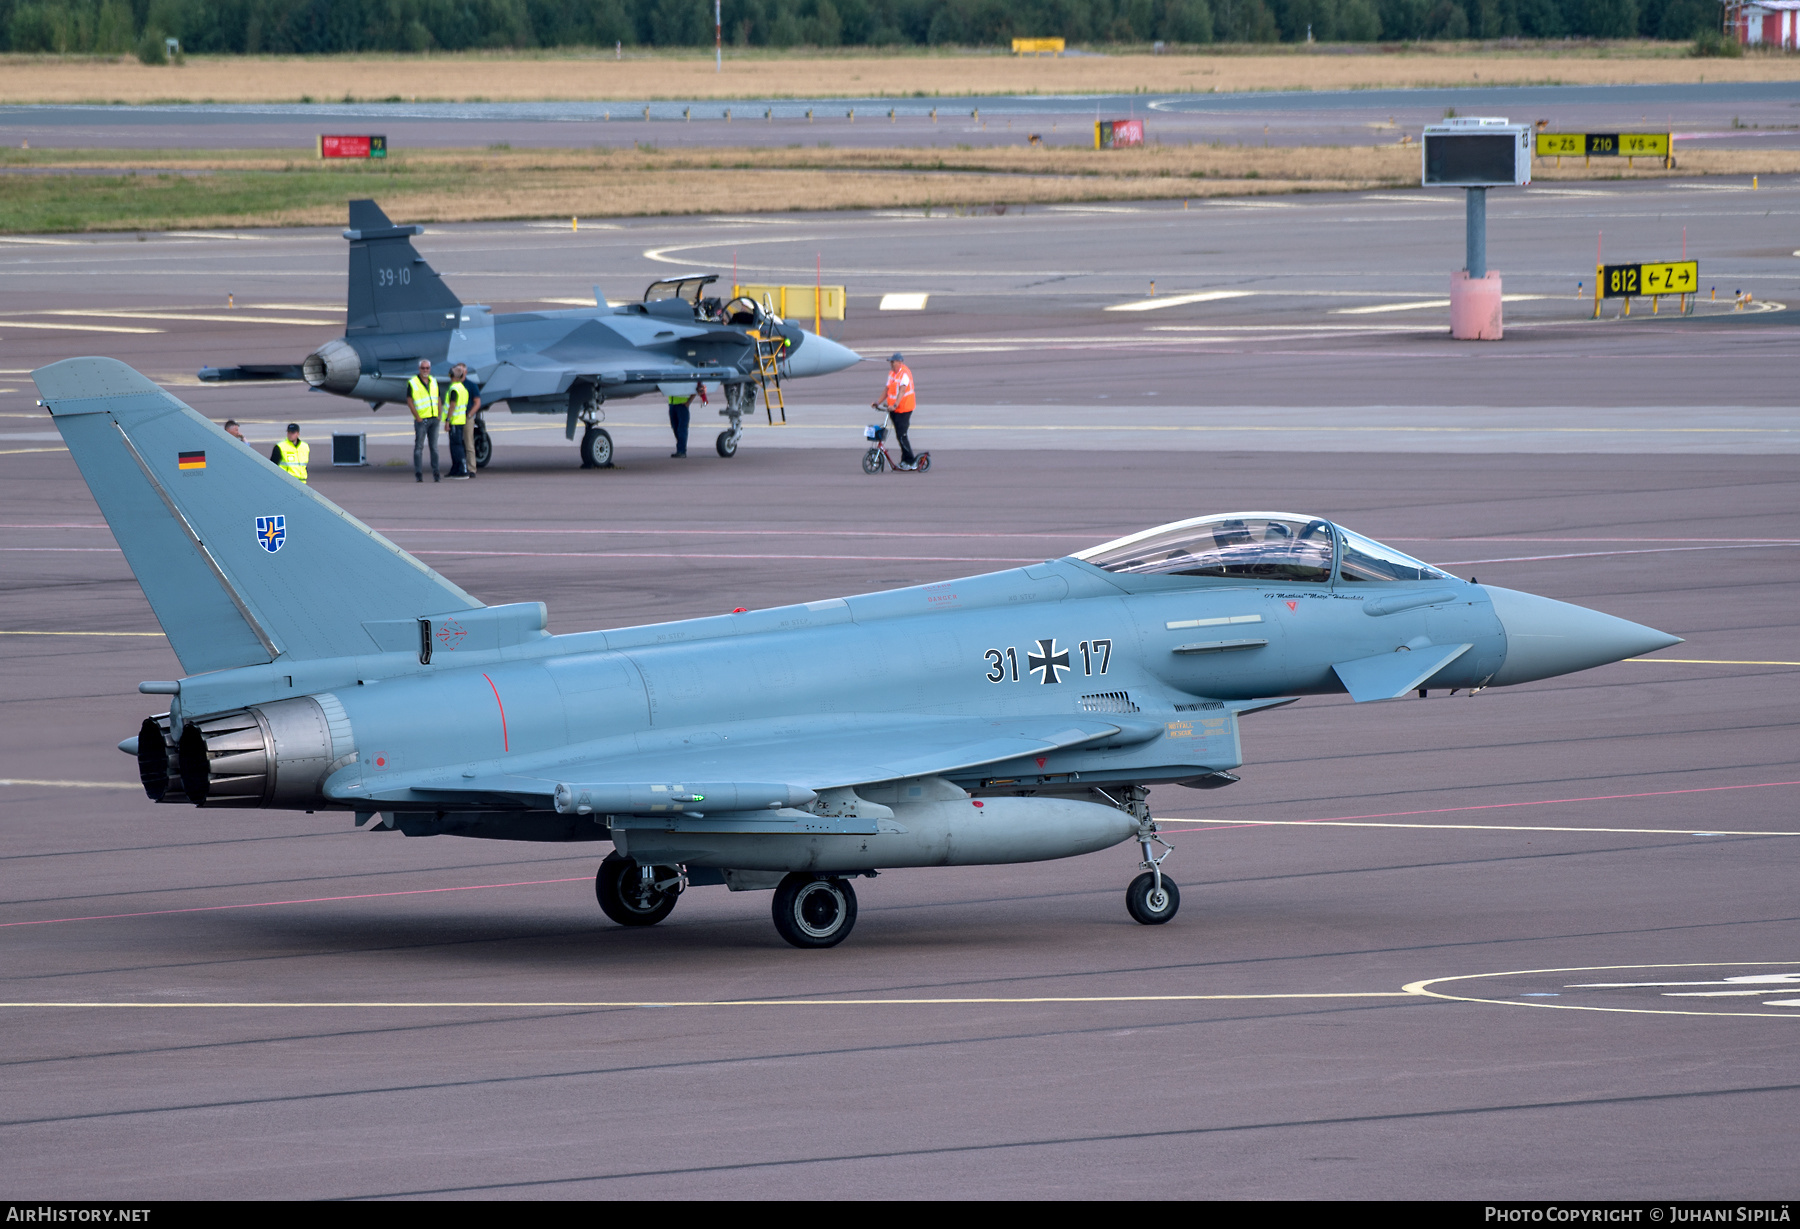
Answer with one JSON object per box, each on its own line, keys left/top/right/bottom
{"left": 345, "top": 199, "right": 462, "bottom": 336}
{"left": 34, "top": 358, "right": 482, "bottom": 674}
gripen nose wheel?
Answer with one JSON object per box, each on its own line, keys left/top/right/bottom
{"left": 596, "top": 852, "right": 680, "bottom": 926}
{"left": 1126, "top": 871, "right": 1180, "bottom": 925}
{"left": 772, "top": 873, "right": 858, "bottom": 947}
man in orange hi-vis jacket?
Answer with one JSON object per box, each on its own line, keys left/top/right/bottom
{"left": 875, "top": 352, "right": 918, "bottom": 469}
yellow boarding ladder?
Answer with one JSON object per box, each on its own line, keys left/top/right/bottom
{"left": 750, "top": 331, "right": 788, "bottom": 424}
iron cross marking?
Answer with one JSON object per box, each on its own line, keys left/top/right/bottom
{"left": 1028, "top": 638, "right": 1071, "bottom": 684}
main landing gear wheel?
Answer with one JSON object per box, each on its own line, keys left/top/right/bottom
{"left": 716, "top": 430, "right": 739, "bottom": 458}
{"left": 771, "top": 873, "right": 858, "bottom": 948}
{"left": 861, "top": 448, "right": 885, "bottom": 475}
{"left": 596, "top": 852, "right": 680, "bottom": 926}
{"left": 579, "top": 426, "right": 614, "bottom": 469}
{"left": 473, "top": 424, "right": 492, "bottom": 469}
{"left": 1126, "top": 871, "right": 1180, "bottom": 925}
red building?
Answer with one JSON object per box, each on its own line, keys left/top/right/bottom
{"left": 1723, "top": 0, "right": 1800, "bottom": 47}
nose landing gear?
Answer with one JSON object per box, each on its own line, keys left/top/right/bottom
{"left": 1095, "top": 785, "right": 1181, "bottom": 926}
{"left": 1127, "top": 822, "right": 1179, "bottom": 925}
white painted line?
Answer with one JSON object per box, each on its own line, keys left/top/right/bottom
{"left": 1332, "top": 299, "right": 1451, "bottom": 314}
{"left": 879, "top": 293, "right": 929, "bottom": 311}
{"left": 0, "top": 779, "right": 141, "bottom": 790}
{"left": 1168, "top": 819, "right": 1800, "bottom": 837}
{"left": 1105, "top": 290, "right": 1255, "bottom": 313}
{"left": 0, "top": 322, "right": 162, "bottom": 334}
{"left": 0, "top": 992, "right": 1416, "bottom": 1009}
{"left": 1046, "top": 205, "right": 1146, "bottom": 214}
{"left": 34, "top": 310, "right": 338, "bottom": 326}
{"left": 0, "top": 236, "right": 84, "bottom": 246}
{"left": 1363, "top": 193, "right": 1462, "bottom": 204}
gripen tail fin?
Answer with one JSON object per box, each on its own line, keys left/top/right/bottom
{"left": 34, "top": 358, "right": 481, "bottom": 675}
{"left": 345, "top": 199, "right": 461, "bottom": 336}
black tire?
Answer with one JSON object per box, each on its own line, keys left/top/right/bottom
{"left": 771, "top": 874, "right": 858, "bottom": 948}
{"left": 473, "top": 424, "right": 492, "bottom": 469}
{"left": 596, "top": 852, "right": 679, "bottom": 926}
{"left": 916, "top": 453, "right": 931, "bottom": 473}
{"left": 716, "top": 430, "right": 739, "bottom": 458}
{"left": 861, "top": 448, "right": 884, "bottom": 475}
{"left": 579, "top": 426, "right": 614, "bottom": 469}
{"left": 1126, "top": 871, "right": 1180, "bottom": 925}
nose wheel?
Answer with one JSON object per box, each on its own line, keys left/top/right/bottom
{"left": 596, "top": 852, "right": 681, "bottom": 926}
{"left": 771, "top": 873, "right": 858, "bottom": 947}
{"left": 1127, "top": 870, "right": 1180, "bottom": 924}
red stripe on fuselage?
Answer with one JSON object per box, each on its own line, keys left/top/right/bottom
{"left": 483, "top": 672, "right": 509, "bottom": 751}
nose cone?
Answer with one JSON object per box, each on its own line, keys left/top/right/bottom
{"left": 1486, "top": 586, "right": 1682, "bottom": 686}
{"left": 783, "top": 332, "right": 861, "bottom": 378}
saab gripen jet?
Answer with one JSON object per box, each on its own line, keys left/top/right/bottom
{"left": 199, "top": 200, "right": 860, "bottom": 468}
{"left": 40, "top": 357, "right": 1682, "bottom": 948}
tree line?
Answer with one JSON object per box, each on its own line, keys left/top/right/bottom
{"left": 2, "top": 0, "right": 1726, "bottom": 57}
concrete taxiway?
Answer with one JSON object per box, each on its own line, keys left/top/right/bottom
{"left": 1, "top": 186, "right": 1796, "bottom": 1199}
{"left": 4, "top": 81, "right": 1798, "bottom": 152}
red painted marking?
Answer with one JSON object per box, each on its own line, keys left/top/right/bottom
{"left": 0, "top": 876, "right": 590, "bottom": 929}
{"left": 1036, "top": 757, "right": 1047, "bottom": 768}
{"left": 483, "top": 673, "right": 509, "bottom": 751}
{"left": 374, "top": 756, "right": 386, "bottom": 768}
{"left": 1187, "top": 779, "right": 1800, "bottom": 834}
{"left": 972, "top": 800, "right": 984, "bottom": 807}
{"left": 730, "top": 607, "right": 748, "bottom": 613}
{"left": 1286, "top": 601, "right": 1298, "bottom": 612}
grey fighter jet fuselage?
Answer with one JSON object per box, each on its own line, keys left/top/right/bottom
{"left": 41, "top": 358, "right": 1684, "bottom": 949}
{"left": 203, "top": 201, "right": 860, "bottom": 468}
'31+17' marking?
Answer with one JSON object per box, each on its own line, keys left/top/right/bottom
{"left": 983, "top": 638, "right": 1110, "bottom": 684}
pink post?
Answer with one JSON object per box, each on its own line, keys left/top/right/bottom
{"left": 1450, "top": 270, "right": 1503, "bottom": 340}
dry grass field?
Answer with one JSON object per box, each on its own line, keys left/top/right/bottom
{"left": 3, "top": 143, "right": 1790, "bottom": 233}
{"left": 2, "top": 43, "right": 1796, "bottom": 104}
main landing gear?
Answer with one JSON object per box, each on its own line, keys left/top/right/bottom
{"left": 595, "top": 851, "right": 680, "bottom": 926}
{"left": 771, "top": 873, "right": 858, "bottom": 948}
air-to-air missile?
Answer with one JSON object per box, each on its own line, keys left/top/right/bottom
{"left": 38, "top": 358, "right": 1681, "bottom": 948}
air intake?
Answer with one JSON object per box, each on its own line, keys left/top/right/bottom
{"left": 1079, "top": 691, "right": 1140, "bottom": 714}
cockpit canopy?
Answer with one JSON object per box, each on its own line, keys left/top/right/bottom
{"left": 1073, "top": 512, "right": 1454, "bottom": 584}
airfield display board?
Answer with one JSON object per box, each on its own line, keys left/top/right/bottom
{"left": 318, "top": 134, "right": 387, "bottom": 159}
{"left": 1421, "top": 128, "right": 1530, "bottom": 186}
{"left": 1095, "top": 119, "right": 1145, "bottom": 149}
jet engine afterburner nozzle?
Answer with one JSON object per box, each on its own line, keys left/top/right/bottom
{"left": 175, "top": 695, "right": 354, "bottom": 808}
{"left": 302, "top": 338, "right": 362, "bottom": 394}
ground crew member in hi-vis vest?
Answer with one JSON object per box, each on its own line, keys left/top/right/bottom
{"left": 408, "top": 358, "right": 441, "bottom": 483}
{"left": 875, "top": 352, "right": 917, "bottom": 469}
{"left": 667, "top": 390, "right": 692, "bottom": 457}
{"left": 270, "top": 422, "right": 309, "bottom": 484}
{"left": 445, "top": 363, "right": 479, "bottom": 479}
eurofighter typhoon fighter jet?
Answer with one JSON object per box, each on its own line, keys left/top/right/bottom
{"left": 200, "top": 200, "right": 860, "bottom": 468}
{"left": 41, "top": 357, "right": 1682, "bottom": 947}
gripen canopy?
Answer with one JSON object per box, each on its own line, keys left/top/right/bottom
{"left": 1072, "top": 512, "right": 1456, "bottom": 585}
